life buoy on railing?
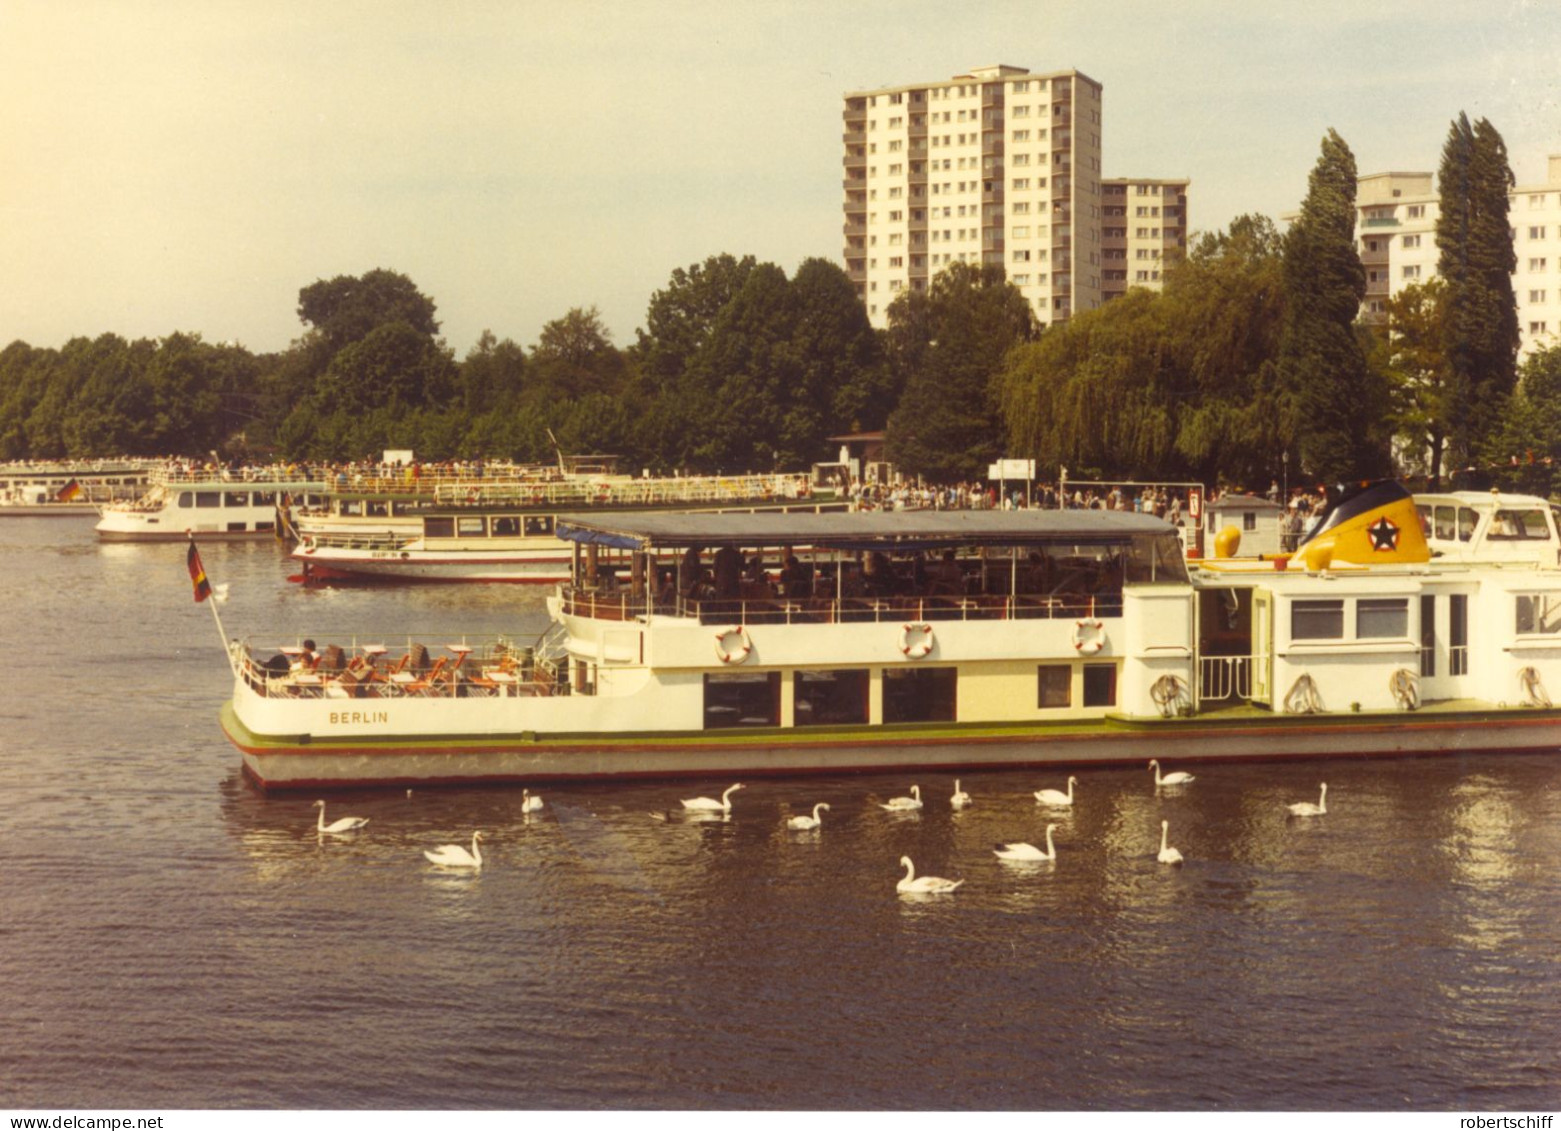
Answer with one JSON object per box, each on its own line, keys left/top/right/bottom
{"left": 714, "top": 625, "right": 753, "bottom": 665}
{"left": 1071, "top": 619, "right": 1105, "bottom": 654}
{"left": 1284, "top": 673, "right": 1324, "bottom": 715}
{"left": 1519, "top": 666, "right": 1552, "bottom": 708}
{"left": 1389, "top": 668, "right": 1420, "bottom": 711}
{"left": 899, "top": 621, "right": 934, "bottom": 659}
{"left": 1150, "top": 673, "right": 1188, "bottom": 718}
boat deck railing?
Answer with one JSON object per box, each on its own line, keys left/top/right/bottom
{"left": 560, "top": 586, "right": 1125, "bottom": 625}
{"left": 235, "top": 636, "right": 570, "bottom": 700}
{"left": 296, "top": 531, "right": 418, "bottom": 552}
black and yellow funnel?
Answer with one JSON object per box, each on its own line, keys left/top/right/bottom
{"left": 1295, "top": 480, "right": 1430, "bottom": 570}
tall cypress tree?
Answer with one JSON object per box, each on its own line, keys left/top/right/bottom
{"left": 1278, "top": 129, "right": 1383, "bottom": 483}
{"left": 1437, "top": 113, "right": 1518, "bottom": 478}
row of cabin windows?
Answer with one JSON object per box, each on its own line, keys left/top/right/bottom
{"left": 703, "top": 664, "right": 1117, "bottom": 729}
{"left": 178, "top": 491, "right": 281, "bottom": 508}
{"left": 423, "top": 515, "right": 555, "bottom": 539}
{"left": 1417, "top": 503, "right": 1554, "bottom": 542}
{"left": 1296, "top": 592, "right": 1561, "bottom": 640}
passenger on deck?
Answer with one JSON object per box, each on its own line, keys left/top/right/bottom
{"left": 929, "top": 550, "right": 964, "bottom": 596}
{"left": 864, "top": 551, "right": 895, "bottom": 597}
{"left": 780, "top": 552, "right": 812, "bottom": 598}
{"left": 839, "top": 562, "right": 867, "bottom": 598}
{"left": 293, "top": 639, "right": 319, "bottom": 672}
{"left": 712, "top": 544, "right": 743, "bottom": 599}
{"left": 1023, "top": 551, "right": 1050, "bottom": 594}
{"left": 679, "top": 545, "right": 707, "bottom": 597}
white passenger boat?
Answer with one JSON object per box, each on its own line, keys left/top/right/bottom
{"left": 290, "top": 473, "right": 834, "bottom": 583}
{"left": 0, "top": 460, "right": 156, "bottom": 516}
{"left": 219, "top": 481, "right": 1561, "bottom": 790}
{"left": 96, "top": 467, "right": 326, "bottom": 541}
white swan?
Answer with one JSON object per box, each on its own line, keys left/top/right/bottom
{"left": 880, "top": 784, "right": 923, "bottom": 811}
{"left": 786, "top": 802, "right": 830, "bottom": 830}
{"left": 994, "top": 823, "right": 1058, "bottom": 862}
{"left": 1149, "top": 759, "right": 1196, "bottom": 786}
{"left": 424, "top": 830, "right": 484, "bottom": 868}
{"left": 1287, "top": 782, "right": 1328, "bottom": 817}
{"left": 1157, "top": 819, "right": 1184, "bottom": 865}
{"left": 681, "top": 783, "right": 743, "bottom": 812}
{"left": 314, "top": 799, "right": 369, "bottom": 834}
{"left": 521, "top": 789, "right": 544, "bottom": 813}
{"left": 1034, "top": 775, "right": 1077, "bottom": 806}
{"left": 896, "top": 855, "right": 963, "bottom": 894}
{"left": 950, "top": 780, "right": 972, "bottom": 809}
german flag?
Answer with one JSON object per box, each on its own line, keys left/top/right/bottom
{"left": 56, "top": 478, "right": 82, "bottom": 502}
{"left": 187, "top": 539, "right": 213, "bottom": 603}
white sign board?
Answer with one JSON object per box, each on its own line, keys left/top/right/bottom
{"left": 988, "top": 459, "right": 1036, "bottom": 480}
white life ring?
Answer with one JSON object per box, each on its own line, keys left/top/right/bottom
{"left": 714, "top": 625, "right": 753, "bottom": 665}
{"left": 899, "top": 621, "right": 934, "bottom": 659}
{"left": 1071, "top": 618, "right": 1105, "bottom": 654}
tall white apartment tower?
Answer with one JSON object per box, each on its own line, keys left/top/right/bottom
{"left": 842, "top": 64, "right": 1104, "bottom": 329}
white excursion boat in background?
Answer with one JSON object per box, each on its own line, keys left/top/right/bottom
{"left": 290, "top": 472, "right": 837, "bottom": 583}
{"left": 219, "top": 480, "right": 1561, "bottom": 790}
{"left": 96, "top": 466, "right": 326, "bottom": 541}
{"left": 0, "top": 459, "right": 157, "bottom": 516}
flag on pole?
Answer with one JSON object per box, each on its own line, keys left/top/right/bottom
{"left": 187, "top": 539, "right": 213, "bottom": 603}
{"left": 56, "top": 478, "right": 83, "bottom": 502}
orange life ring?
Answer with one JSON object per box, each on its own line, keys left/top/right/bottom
{"left": 1071, "top": 618, "right": 1105, "bottom": 654}
{"left": 899, "top": 621, "right": 934, "bottom": 659}
{"left": 714, "top": 625, "right": 753, "bottom": 664}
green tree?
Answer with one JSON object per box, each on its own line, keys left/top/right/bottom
{"left": 1374, "top": 279, "right": 1452, "bottom": 481}
{"left": 528, "top": 306, "right": 624, "bottom": 401}
{"left": 789, "top": 257, "right": 890, "bottom": 433}
{"left": 1481, "top": 344, "right": 1561, "bottom": 496}
{"left": 1277, "top": 128, "right": 1385, "bottom": 483}
{"left": 296, "top": 268, "right": 441, "bottom": 352}
{"left": 633, "top": 253, "right": 758, "bottom": 392}
{"left": 886, "top": 262, "right": 1036, "bottom": 481}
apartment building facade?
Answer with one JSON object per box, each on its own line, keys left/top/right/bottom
{"left": 842, "top": 64, "right": 1105, "bottom": 329}
{"left": 1355, "top": 158, "right": 1561, "bottom": 359}
{"left": 1101, "top": 178, "right": 1190, "bottom": 302}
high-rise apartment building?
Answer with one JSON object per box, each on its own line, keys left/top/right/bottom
{"left": 1101, "top": 178, "right": 1190, "bottom": 302}
{"left": 1352, "top": 158, "right": 1561, "bottom": 359}
{"left": 842, "top": 64, "right": 1104, "bottom": 329}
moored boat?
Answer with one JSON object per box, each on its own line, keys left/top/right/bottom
{"left": 0, "top": 459, "right": 157, "bottom": 516}
{"left": 96, "top": 466, "right": 326, "bottom": 541}
{"left": 219, "top": 480, "right": 1561, "bottom": 790}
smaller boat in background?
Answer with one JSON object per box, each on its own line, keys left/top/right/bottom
{"left": 0, "top": 460, "right": 157, "bottom": 517}
{"left": 96, "top": 465, "right": 326, "bottom": 541}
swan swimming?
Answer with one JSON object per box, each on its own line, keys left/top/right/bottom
{"left": 681, "top": 783, "right": 744, "bottom": 812}
{"left": 994, "top": 824, "right": 1058, "bottom": 862}
{"left": 1034, "top": 775, "right": 1078, "bottom": 806}
{"left": 880, "top": 784, "right": 923, "bottom": 811}
{"left": 896, "top": 855, "right": 963, "bottom": 894}
{"left": 1149, "top": 759, "right": 1196, "bottom": 786}
{"left": 314, "top": 800, "right": 369, "bottom": 834}
{"left": 521, "top": 789, "right": 544, "bottom": 813}
{"left": 950, "top": 780, "right": 972, "bottom": 809}
{"left": 424, "top": 830, "right": 484, "bottom": 868}
{"left": 786, "top": 802, "right": 830, "bottom": 830}
{"left": 1287, "top": 782, "right": 1328, "bottom": 817}
{"left": 1157, "top": 819, "right": 1184, "bottom": 865}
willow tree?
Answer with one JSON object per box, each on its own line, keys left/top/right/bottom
{"left": 1277, "top": 129, "right": 1387, "bottom": 483}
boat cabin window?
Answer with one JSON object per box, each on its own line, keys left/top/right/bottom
{"left": 424, "top": 517, "right": 455, "bottom": 538}
{"left": 1037, "top": 664, "right": 1071, "bottom": 708}
{"left": 254, "top": 492, "right": 276, "bottom": 506}
{"left": 1357, "top": 598, "right": 1409, "bottom": 639}
{"left": 456, "top": 517, "right": 486, "bottom": 537}
{"left": 195, "top": 491, "right": 221, "bottom": 508}
{"left": 224, "top": 492, "right": 249, "bottom": 507}
{"left": 340, "top": 500, "right": 364, "bottom": 516}
{"left": 703, "top": 672, "right": 779, "bottom": 729}
{"left": 795, "top": 669, "right": 869, "bottom": 726}
{"left": 1082, "top": 663, "right": 1117, "bottom": 708}
{"left": 491, "top": 515, "right": 521, "bottom": 537}
{"left": 365, "top": 501, "right": 388, "bottom": 517}
{"left": 177, "top": 491, "right": 193, "bottom": 508}
{"left": 1292, "top": 599, "right": 1345, "bottom": 640}
{"left": 1489, "top": 508, "right": 1551, "bottom": 540}
{"left": 525, "top": 516, "right": 554, "bottom": 536}
{"left": 883, "top": 667, "right": 956, "bottom": 723}
{"left": 1515, "top": 593, "right": 1561, "bottom": 635}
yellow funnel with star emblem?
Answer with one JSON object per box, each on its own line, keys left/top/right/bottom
{"left": 1297, "top": 481, "right": 1431, "bottom": 570}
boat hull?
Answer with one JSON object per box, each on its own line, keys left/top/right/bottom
{"left": 294, "top": 552, "right": 568, "bottom": 583}
{"left": 222, "top": 698, "right": 1561, "bottom": 791}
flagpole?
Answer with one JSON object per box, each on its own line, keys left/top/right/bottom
{"left": 189, "top": 536, "right": 239, "bottom": 677}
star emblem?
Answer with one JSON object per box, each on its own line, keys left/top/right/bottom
{"left": 1367, "top": 515, "right": 1399, "bottom": 552}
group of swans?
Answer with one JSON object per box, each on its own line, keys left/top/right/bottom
{"left": 311, "top": 787, "right": 548, "bottom": 871}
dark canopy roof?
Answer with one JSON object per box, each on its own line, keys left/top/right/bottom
{"left": 555, "top": 509, "right": 1174, "bottom": 552}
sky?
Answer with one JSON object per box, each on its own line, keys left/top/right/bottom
{"left": 3, "top": 0, "right": 1561, "bottom": 360}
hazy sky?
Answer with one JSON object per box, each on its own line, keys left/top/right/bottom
{"left": 3, "top": 0, "right": 1559, "bottom": 359}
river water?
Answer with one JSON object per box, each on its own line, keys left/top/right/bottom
{"left": 1, "top": 519, "right": 1559, "bottom": 1111}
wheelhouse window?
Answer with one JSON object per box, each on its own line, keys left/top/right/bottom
{"left": 1490, "top": 508, "right": 1551, "bottom": 540}
{"left": 424, "top": 517, "right": 455, "bottom": 538}
{"left": 1516, "top": 593, "right": 1561, "bottom": 635}
{"left": 195, "top": 491, "right": 221, "bottom": 508}
{"left": 490, "top": 515, "right": 520, "bottom": 537}
{"left": 1037, "top": 664, "right": 1071, "bottom": 708}
{"left": 224, "top": 492, "right": 249, "bottom": 507}
{"left": 1357, "top": 598, "right": 1408, "bottom": 639}
{"left": 1082, "top": 663, "right": 1117, "bottom": 707}
{"left": 1292, "top": 599, "right": 1344, "bottom": 640}
{"left": 795, "top": 669, "right": 869, "bottom": 726}
{"left": 883, "top": 667, "right": 957, "bottom": 723}
{"left": 524, "top": 516, "right": 554, "bottom": 536}
{"left": 703, "top": 672, "right": 780, "bottom": 729}
{"left": 456, "top": 517, "right": 486, "bottom": 537}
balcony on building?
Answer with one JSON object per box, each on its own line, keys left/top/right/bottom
{"left": 843, "top": 175, "right": 866, "bottom": 191}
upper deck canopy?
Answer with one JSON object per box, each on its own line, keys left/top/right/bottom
{"left": 556, "top": 509, "right": 1175, "bottom": 552}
